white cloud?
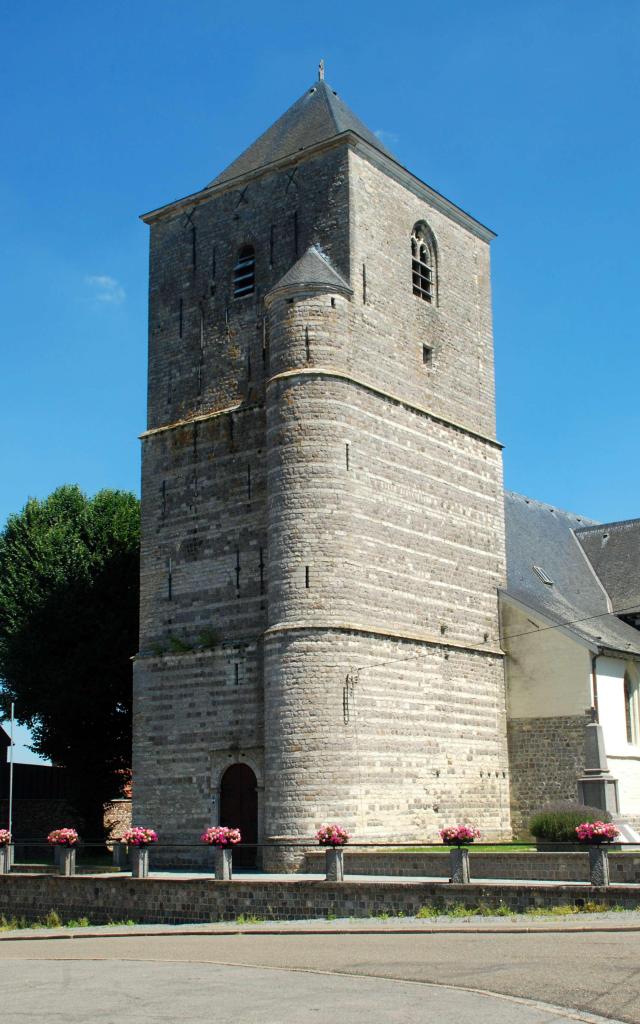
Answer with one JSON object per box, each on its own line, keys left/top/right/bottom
{"left": 374, "top": 128, "right": 400, "bottom": 146}
{"left": 85, "top": 274, "right": 126, "bottom": 304}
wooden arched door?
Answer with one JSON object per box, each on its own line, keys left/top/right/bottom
{"left": 219, "top": 763, "right": 258, "bottom": 867}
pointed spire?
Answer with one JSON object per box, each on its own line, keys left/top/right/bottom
{"left": 266, "top": 245, "right": 353, "bottom": 303}
{"left": 208, "top": 78, "right": 395, "bottom": 188}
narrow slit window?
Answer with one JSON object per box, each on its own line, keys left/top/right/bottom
{"left": 233, "top": 245, "right": 255, "bottom": 298}
{"left": 305, "top": 565, "right": 310, "bottom": 589}
{"left": 423, "top": 344, "right": 433, "bottom": 367}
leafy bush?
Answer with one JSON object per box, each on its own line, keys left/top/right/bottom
{"left": 529, "top": 802, "right": 612, "bottom": 842}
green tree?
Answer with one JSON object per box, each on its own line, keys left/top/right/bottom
{"left": 0, "top": 485, "right": 139, "bottom": 839}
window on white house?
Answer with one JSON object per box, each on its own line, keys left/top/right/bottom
{"left": 624, "top": 672, "right": 640, "bottom": 745}
{"left": 233, "top": 245, "right": 255, "bottom": 298}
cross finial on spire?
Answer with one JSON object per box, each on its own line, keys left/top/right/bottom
{"left": 318, "top": 58, "right": 325, "bottom": 81}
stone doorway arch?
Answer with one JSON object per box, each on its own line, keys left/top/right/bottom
{"left": 219, "top": 762, "right": 258, "bottom": 867}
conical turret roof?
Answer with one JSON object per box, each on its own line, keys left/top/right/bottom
{"left": 209, "top": 79, "right": 394, "bottom": 187}
{"left": 267, "top": 246, "right": 352, "bottom": 300}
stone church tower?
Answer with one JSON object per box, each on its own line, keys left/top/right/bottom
{"left": 133, "top": 74, "right": 512, "bottom": 861}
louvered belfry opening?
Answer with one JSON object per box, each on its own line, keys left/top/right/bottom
{"left": 233, "top": 244, "right": 256, "bottom": 298}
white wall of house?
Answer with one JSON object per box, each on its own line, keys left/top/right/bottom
{"left": 501, "top": 598, "right": 592, "bottom": 718}
{"left": 596, "top": 656, "right": 640, "bottom": 817}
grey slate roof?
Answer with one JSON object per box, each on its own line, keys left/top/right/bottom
{"left": 208, "top": 80, "right": 395, "bottom": 187}
{"left": 575, "top": 519, "right": 640, "bottom": 615}
{"left": 503, "top": 491, "right": 640, "bottom": 656}
{"left": 268, "top": 245, "right": 351, "bottom": 296}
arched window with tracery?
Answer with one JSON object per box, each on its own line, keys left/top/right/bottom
{"left": 411, "top": 222, "right": 436, "bottom": 303}
{"left": 233, "top": 244, "right": 256, "bottom": 298}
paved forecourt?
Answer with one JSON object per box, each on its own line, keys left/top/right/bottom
{"left": 1, "top": 927, "right": 640, "bottom": 1023}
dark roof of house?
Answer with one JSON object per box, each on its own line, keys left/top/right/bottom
{"left": 208, "top": 79, "right": 395, "bottom": 187}
{"left": 504, "top": 491, "right": 640, "bottom": 656}
{"left": 575, "top": 519, "right": 640, "bottom": 615}
{"left": 268, "top": 245, "right": 351, "bottom": 296}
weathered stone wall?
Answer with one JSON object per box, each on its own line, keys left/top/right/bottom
{"left": 145, "top": 145, "right": 351, "bottom": 431}
{"left": 135, "top": 146, "right": 351, "bottom": 842}
{"left": 103, "top": 799, "right": 132, "bottom": 841}
{"left": 136, "top": 128, "right": 511, "bottom": 849}
{"left": 133, "top": 645, "right": 263, "bottom": 852}
{"left": 1, "top": 875, "right": 639, "bottom": 925}
{"left": 348, "top": 148, "right": 497, "bottom": 440}
{"left": 263, "top": 629, "right": 510, "bottom": 843}
{"left": 508, "top": 715, "right": 586, "bottom": 836}
{"left": 302, "top": 849, "right": 640, "bottom": 883}
{"left": 265, "top": 372, "right": 505, "bottom": 643}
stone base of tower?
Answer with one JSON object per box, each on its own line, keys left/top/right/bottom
{"left": 263, "top": 627, "right": 512, "bottom": 850}
{"left": 132, "top": 649, "right": 265, "bottom": 867}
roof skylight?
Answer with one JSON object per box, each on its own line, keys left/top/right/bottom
{"left": 532, "top": 565, "right": 554, "bottom": 586}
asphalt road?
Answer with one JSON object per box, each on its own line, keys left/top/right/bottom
{"left": 2, "top": 929, "right": 640, "bottom": 1023}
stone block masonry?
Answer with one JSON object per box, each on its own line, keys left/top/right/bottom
{"left": 1, "top": 875, "right": 639, "bottom": 926}
{"left": 263, "top": 629, "right": 510, "bottom": 844}
{"left": 508, "top": 716, "right": 586, "bottom": 837}
{"left": 135, "top": 85, "right": 512, "bottom": 853}
{"left": 303, "top": 850, "right": 640, "bottom": 884}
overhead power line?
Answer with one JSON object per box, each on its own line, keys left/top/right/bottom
{"left": 352, "top": 604, "right": 640, "bottom": 679}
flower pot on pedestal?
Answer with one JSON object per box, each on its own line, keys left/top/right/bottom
{"left": 325, "top": 847, "right": 345, "bottom": 882}
{"left": 449, "top": 846, "right": 470, "bottom": 884}
{"left": 130, "top": 846, "right": 150, "bottom": 879}
{"left": 214, "top": 847, "right": 233, "bottom": 880}
{"left": 59, "top": 847, "right": 76, "bottom": 876}
{"left": 588, "top": 845, "right": 610, "bottom": 886}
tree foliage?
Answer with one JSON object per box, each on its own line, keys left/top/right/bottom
{"left": 0, "top": 485, "right": 139, "bottom": 837}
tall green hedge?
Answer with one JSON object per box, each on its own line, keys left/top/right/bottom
{"left": 529, "top": 802, "right": 612, "bottom": 843}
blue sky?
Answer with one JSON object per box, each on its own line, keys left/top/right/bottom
{"left": 1, "top": 1, "right": 639, "bottom": 761}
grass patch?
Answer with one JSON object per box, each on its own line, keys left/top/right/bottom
{"left": 235, "top": 913, "right": 263, "bottom": 925}
{"left": 0, "top": 915, "right": 28, "bottom": 931}
{"left": 415, "top": 905, "right": 439, "bottom": 919}
{"left": 390, "top": 845, "right": 536, "bottom": 854}
{"left": 412, "top": 900, "right": 627, "bottom": 920}
{"left": 0, "top": 912, "right": 136, "bottom": 931}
